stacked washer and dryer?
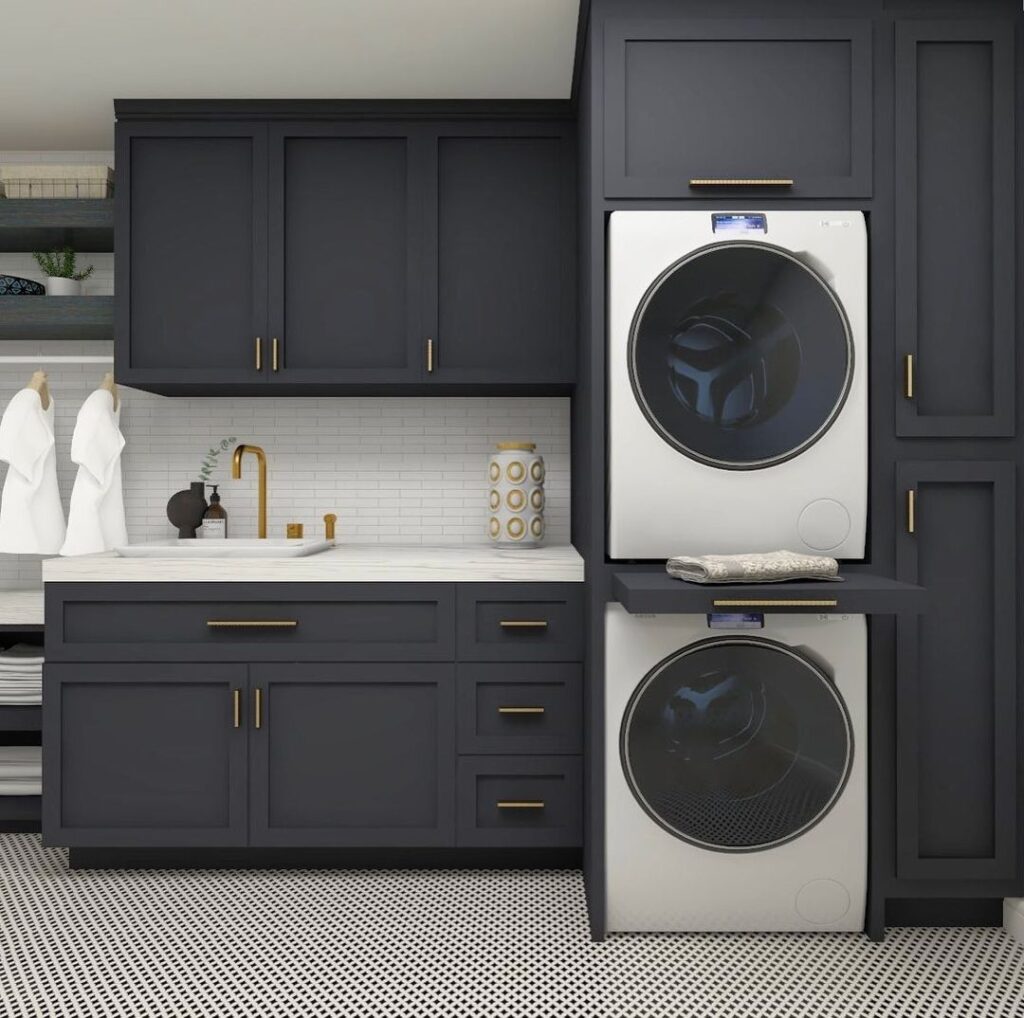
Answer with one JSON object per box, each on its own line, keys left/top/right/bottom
{"left": 604, "top": 211, "right": 870, "bottom": 932}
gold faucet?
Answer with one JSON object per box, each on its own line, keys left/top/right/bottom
{"left": 231, "top": 444, "right": 268, "bottom": 539}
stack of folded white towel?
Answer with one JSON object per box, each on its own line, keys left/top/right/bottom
{"left": 0, "top": 746, "right": 41, "bottom": 796}
{"left": 0, "top": 644, "right": 43, "bottom": 704}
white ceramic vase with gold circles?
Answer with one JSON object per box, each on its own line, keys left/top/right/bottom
{"left": 488, "top": 441, "right": 545, "bottom": 548}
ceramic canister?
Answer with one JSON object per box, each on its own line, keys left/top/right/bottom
{"left": 488, "top": 442, "right": 545, "bottom": 548}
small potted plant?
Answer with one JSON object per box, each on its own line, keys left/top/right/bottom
{"left": 32, "top": 246, "right": 94, "bottom": 296}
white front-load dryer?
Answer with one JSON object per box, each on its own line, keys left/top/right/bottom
{"left": 605, "top": 604, "right": 866, "bottom": 932}
{"left": 608, "top": 210, "right": 867, "bottom": 559}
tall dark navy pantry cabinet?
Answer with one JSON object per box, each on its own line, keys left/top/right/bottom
{"left": 573, "top": 0, "right": 1023, "bottom": 940}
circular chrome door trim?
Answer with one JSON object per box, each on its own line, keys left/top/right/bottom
{"left": 627, "top": 240, "right": 855, "bottom": 471}
{"left": 619, "top": 635, "right": 855, "bottom": 854}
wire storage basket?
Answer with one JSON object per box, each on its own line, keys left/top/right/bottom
{"left": 0, "top": 177, "right": 114, "bottom": 199}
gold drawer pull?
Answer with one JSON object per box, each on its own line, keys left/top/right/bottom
{"left": 904, "top": 353, "right": 914, "bottom": 399}
{"left": 207, "top": 620, "right": 298, "bottom": 628}
{"left": 232, "top": 689, "right": 241, "bottom": 729}
{"left": 272, "top": 336, "right": 280, "bottom": 372}
{"left": 497, "top": 800, "right": 545, "bottom": 810}
{"left": 689, "top": 178, "right": 794, "bottom": 187}
{"left": 255, "top": 336, "right": 263, "bottom": 372}
{"left": 498, "top": 706, "right": 546, "bottom": 715}
{"left": 499, "top": 620, "right": 548, "bottom": 629}
{"left": 426, "top": 337, "right": 434, "bottom": 373}
{"left": 712, "top": 599, "right": 838, "bottom": 608}
{"left": 907, "top": 489, "right": 916, "bottom": 535}
{"left": 254, "top": 687, "right": 263, "bottom": 730}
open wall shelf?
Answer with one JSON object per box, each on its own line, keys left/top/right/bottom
{"left": 0, "top": 296, "right": 114, "bottom": 341}
{"left": 0, "top": 199, "right": 114, "bottom": 252}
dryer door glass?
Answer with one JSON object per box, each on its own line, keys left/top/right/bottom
{"left": 621, "top": 637, "right": 853, "bottom": 851}
{"left": 628, "top": 242, "right": 853, "bottom": 469}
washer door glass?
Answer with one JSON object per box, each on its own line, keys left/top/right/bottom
{"left": 628, "top": 242, "right": 853, "bottom": 469}
{"left": 620, "top": 637, "right": 853, "bottom": 852}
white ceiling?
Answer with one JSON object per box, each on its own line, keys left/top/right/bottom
{"left": 1, "top": 0, "right": 581, "bottom": 150}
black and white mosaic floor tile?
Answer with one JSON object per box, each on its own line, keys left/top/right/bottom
{"left": 1, "top": 835, "right": 1023, "bottom": 1017}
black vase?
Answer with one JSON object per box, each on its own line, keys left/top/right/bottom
{"left": 167, "top": 481, "right": 207, "bottom": 539}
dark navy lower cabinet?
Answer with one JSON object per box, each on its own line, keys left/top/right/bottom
{"left": 44, "top": 583, "right": 582, "bottom": 856}
{"left": 248, "top": 664, "right": 456, "bottom": 847}
{"left": 895, "top": 461, "right": 1018, "bottom": 886}
{"left": 43, "top": 664, "right": 249, "bottom": 848}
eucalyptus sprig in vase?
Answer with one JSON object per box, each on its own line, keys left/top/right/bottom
{"left": 166, "top": 436, "right": 236, "bottom": 539}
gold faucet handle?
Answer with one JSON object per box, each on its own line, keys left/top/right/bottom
{"left": 323, "top": 513, "right": 337, "bottom": 541}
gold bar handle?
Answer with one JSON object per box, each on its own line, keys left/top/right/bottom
{"left": 500, "top": 620, "right": 549, "bottom": 629}
{"left": 497, "top": 800, "right": 545, "bottom": 810}
{"left": 904, "top": 354, "right": 914, "bottom": 399}
{"left": 498, "top": 706, "right": 546, "bottom": 715}
{"left": 207, "top": 620, "right": 299, "bottom": 628}
{"left": 907, "top": 489, "right": 916, "bottom": 535}
{"left": 255, "top": 336, "right": 263, "bottom": 372}
{"left": 254, "top": 687, "right": 262, "bottom": 730}
{"left": 272, "top": 337, "right": 280, "bottom": 372}
{"left": 426, "top": 337, "right": 434, "bottom": 373}
{"left": 689, "top": 178, "right": 794, "bottom": 187}
{"left": 232, "top": 689, "right": 241, "bottom": 729}
{"left": 712, "top": 599, "right": 838, "bottom": 608}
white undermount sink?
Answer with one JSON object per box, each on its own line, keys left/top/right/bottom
{"left": 114, "top": 538, "right": 334, "bottom": 559}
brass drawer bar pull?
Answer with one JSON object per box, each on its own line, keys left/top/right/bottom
{"left": 497, "top": 800, "right": 545, "bottom": 809}
{"left": 207, "top": 620, "right": 299, "bottom": 628}
{"left": 255, "top": 336, "right": 263, "bottom": 372}
{"left": 689, "top": 178, "right": 794, "bottom": 187}
{"left": 904, "top": 353, "right": 914, "bottom": 399}
{"left": 232, "top": 689, "right": 241, "bottom": 729}
{"left": 426, "top": 337, "right": 434, "bottom": 373}
{"left": 498, "top": 706, "right": 546, "bottom": 715}
{"left": 254, "top": 687, "right": 263, "bottom": 730}
{"left": 907, "top": 489, "right": 916, "bottom": 535}
{"left": 499, "top": 620, "right": 549, "bottom": 629}
{"left": 272, "top": 337, "right": 280, "bottom": 372}
{"left": 712, "top": 599, "right": 839, "bottom": 608}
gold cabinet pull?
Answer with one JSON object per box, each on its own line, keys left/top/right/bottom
{"left": 904, "top": 353, "right": 914, "bottom": 399}
{"left": 499, "top": 620, "right": 548, "bottom": 629}
{"left": 497, "top": 800, "right": 545, "bottom": 809}
{"left": 272, "top": 336, "right": 280, "bottom": 372}
{"left": 712, "top": 599, "right": 838, "bottom": 608}
{"left": 907, "top": 489, "right": 916, "bottom": 535}
{"left": 254, "top": 687, "right": 263, "bottom": 730}
{"left": 498, "top": 706, "right": 546, "bottom": 715}
{"left": 207, "top": 619, "right": 299, "bottom": 628}
{"left": 232, "top": 689, "right": 241, "bottom": 729}
{"left": 426, "top": 337, "right": 434, "bottom": 373}
{"left": 255, "top": 336, "right": 263, "bottom": 372}
{"left": 689, "top": 178, "right": 794, "bottom": 187}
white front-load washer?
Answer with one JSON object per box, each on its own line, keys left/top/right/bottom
{"left": 605, "top": 604, "right": 866, "bottom": 932}
{"left": 608, "top": 210, "right": 867, "bottom": 559}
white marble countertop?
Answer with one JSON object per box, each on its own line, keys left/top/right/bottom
{"left": 41, "top": 543, "right": 586, "bottom": 584}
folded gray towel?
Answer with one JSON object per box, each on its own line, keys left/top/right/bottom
{"left": 666, "top": 550, "right": 842, "bottom": 585}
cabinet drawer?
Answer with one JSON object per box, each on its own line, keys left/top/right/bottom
{"left": 457, "top": 756, "right": 581, "bottom": 847}
{"left": 46, "top": 583, "right": 455, "bottom": 662}
{"left": 457, "top": 584, "right": 582, "bottom": 661}
{"left": 457, "top": 664, "right": 581, "bottom": 755}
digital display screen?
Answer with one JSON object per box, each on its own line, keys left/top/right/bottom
{"left": 712, "top": 213, "right": 768, "bottom": 234}
{"left": 706, "top": 612, "right": 765, "bottom": 630}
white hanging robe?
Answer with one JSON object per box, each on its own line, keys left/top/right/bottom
{"left": 60, "top": 389, "right": 128, "bottom": 556}
{"left": 0, "top": 388, "right": 66, "bottom": 554}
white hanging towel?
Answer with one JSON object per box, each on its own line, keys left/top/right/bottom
{"left": 60, "top": 389, "right": 128, "bottom": 556}
{"left": 0, "top": 388, "right": 66, "bottom": 554}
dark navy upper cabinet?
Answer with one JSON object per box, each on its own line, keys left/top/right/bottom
{"left": 603, "top": 19, "right": 873, "bottom": 199}
{"left": 894, "top": 21, "right": 1016, "bottom": 438}
{"left": 425, "top": 126, "right": 576, "bottom": 385}
{"left": 114, "top": 122, "right": 269, "bottom": 389}
{"left": 268, "top": 124, "right": 424, "bottom": 384}
{"left": 114, "top": 108, "right": 575, "bottom": 393}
